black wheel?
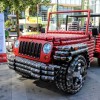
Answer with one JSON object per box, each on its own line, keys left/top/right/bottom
{"left": 98, "top": 58, "right": 100, "bottom": 66}
{"left": 55, "top": 55, "right": 87, "bottom": 94}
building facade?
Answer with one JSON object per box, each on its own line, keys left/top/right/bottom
{"left": 40, "top": 0, "right": 81, "bottom": 22}
{"left": 51, "top": 0, "right": 81, "bottom": 5}
{"left": 89, "top": 0, "right": 100, "bottom": 26}
{"left": 89, "top": 0, "right": 100, "bottom": 14}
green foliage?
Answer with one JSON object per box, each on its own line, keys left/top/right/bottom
{"left": 0, "top": 0, "right": 50, "bottom": 13}
{"left": 5, "top": 20, "right": 11, "bottom": 28}
{"left": 0, "top": 0, "right": 50, "bottom": 36}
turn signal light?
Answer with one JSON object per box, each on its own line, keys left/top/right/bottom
{"left": 44, "top": 55, "right": 49, "bottom": 60}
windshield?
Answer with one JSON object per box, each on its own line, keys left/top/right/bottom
{"left": 47, "top": 10, "right": 90, "bottom": 34}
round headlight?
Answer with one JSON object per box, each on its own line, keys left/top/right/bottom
{"left": 14, "top": 40, "right": 19, "bottom": 48}
{"left": 43, "top": 43, "right": 52, "bottom": 54}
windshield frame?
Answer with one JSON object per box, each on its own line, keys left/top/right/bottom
{"left": 47, "top": 10, "right": 90, "bottom": 35}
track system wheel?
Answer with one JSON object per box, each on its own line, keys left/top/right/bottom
{"left": 55, "top": 55, "right": 87, "bottom": 94}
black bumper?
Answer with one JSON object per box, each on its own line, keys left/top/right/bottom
{"left": 8, "top": 56, "right": 60, "bottom": 81}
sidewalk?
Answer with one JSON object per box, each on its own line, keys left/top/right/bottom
{"left": 0, "top": 59, "right": 100, "bottom": 100}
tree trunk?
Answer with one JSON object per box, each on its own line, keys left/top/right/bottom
{"left": 16, "top": 11, "right": 20, "bottom": 37}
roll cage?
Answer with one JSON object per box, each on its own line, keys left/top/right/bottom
{"left": 47, "top": 10, "right": 91, "bottom": 35}
{"left": 47, "top": 10, "right": 100, "bottom": 35}
{"left": 69, "top": 14, "right": 100, "bottom": 33}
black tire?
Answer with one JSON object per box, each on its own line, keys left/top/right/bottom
{"left": 98, "top": 58, "right": 100, "bottom": 66}
{"left": 55, "top": 55, "right": 87, "bottom": 94}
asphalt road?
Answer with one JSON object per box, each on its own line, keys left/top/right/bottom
{"left": 0, "top": 59, "right": 100, "bottom": 100}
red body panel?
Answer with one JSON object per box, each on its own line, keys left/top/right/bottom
{"left": 14, "top": 38, "right": 53, "bottom": 63}
{"left": 14, "top": 32, "right": 95, "bottom": 63}
{"left": 0, "top": 53, "right": 7, "bottom": 62}
{"left": 20, "top": 33, "right": 87, "bottom": 41}
{"left": 95, "top": 34, "right": 100, "bottom": 58}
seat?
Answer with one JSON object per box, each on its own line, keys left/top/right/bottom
{"left": 68, "top": 21, "right": 79, "bottom": 31}
{"left": 81, "top": 22, "right": 93, "bottom": 32}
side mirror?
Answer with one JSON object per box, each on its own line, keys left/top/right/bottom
{"left": 92, "top": 28, "right": 98, "bottom": 36}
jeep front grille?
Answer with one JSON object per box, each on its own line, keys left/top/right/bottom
{"left": 19, "top": 41, "right": 42, "bottom": 58}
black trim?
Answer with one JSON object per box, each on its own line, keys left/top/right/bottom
{"left": 19, "top": 41, "right": 42, "bottom": 58}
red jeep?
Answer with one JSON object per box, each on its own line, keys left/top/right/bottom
{"left": 9, "top": 10, "right": 99, "bottom": 94}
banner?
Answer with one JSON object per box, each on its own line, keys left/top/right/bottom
{"left": 26, "top": 17, "right": 42, "bottom": 24}
{"left": 0, "top": 13, "right": 7, "bottom": 62}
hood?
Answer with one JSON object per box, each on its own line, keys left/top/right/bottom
{"left": 19, "top": 33, "right": 88, "bottom": 41}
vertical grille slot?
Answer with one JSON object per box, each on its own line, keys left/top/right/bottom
{"left": 19, "top": 41, "right": 23, "bottom": 53}
{"left": 23, "top": 42, "right": 27, "bottom": 54}
{"left": 27, "top": 42, "right": 31, "bottom": 55}
{"left": 37, "top": 44, "right": 42, "bottom": 58}
{"left": 34, "top": 43, "right": 39, "bottom": 58}
{"left": 31, "top": 42, "right": 35, "bottom": 56}
{"left": 29, "top": 42, "right": 33, "bottom": 56}
{"left": 19, "top": 41, "right": 42, "bottom": 59}
{"left": 25, "top": 42, "right": 29, "bottom": 55}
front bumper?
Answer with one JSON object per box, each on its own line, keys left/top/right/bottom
{"left": 8, "top": 56, "right": 60, "bottom": 81}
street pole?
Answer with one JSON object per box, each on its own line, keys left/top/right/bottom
{"left": 57, "top": 0, "right": 58, "bottom": 13}
{"left": 57, "top": 0, "right": 58, "bottom": 30}
{"left": 37, "top": 4, "right": 39, "bottom": 33}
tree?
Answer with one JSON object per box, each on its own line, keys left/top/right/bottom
{"left": 0, "top": 0, "right": 50, "bottom": 37}
{"left": 5, "top": 20, "right": 11, "bottom": 28}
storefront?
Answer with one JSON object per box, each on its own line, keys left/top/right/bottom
{"left": 19, "top": 16, "right": 43, "bottom": 35}
{"left": 90, "top": 0, "right": 100, "bottom": 26}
